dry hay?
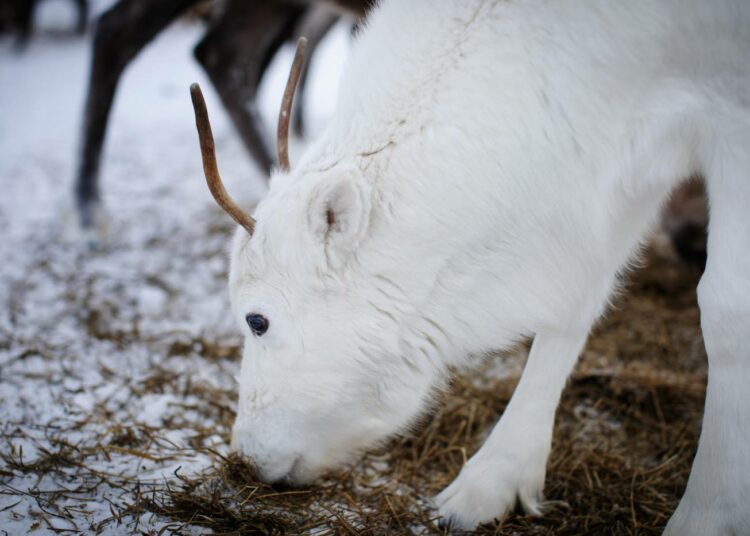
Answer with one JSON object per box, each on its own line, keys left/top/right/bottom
{"left": 0, "top": 241, "right": 706, "bottom": 535}
{"left": 138, "top": 248, "right": 705, "bottom": 534}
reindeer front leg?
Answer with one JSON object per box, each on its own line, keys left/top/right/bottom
{"left": 76, "top": 0, "right": 196, "bottom": 231}
{"left": 435, "top": 328, "right": 589, "bottom": 530}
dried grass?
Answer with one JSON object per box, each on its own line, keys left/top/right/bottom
{"left": 0, "top": 245, "right": 706, "bottom": 534}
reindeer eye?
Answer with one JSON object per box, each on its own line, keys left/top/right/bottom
{"left": 245, "top": 314, "right": 269, "bottom": 336}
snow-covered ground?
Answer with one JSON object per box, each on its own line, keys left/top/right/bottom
{"left": 0, "top": 2, "right": 350, "bottom": 533}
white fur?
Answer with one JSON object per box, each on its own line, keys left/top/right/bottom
{"left": 227, "top": 0, "right": 750, "bottom": 531}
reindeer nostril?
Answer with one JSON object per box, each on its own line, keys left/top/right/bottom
{"left": 246, "top": 313, "right": 269, "bottom": 336}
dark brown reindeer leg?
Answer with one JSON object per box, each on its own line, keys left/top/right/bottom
{"left": 73, "top": 0, "right": 88, "bottom": 35}
{"left": 13, "top": 0, "right": 35, "bottom": 48}
{"left": 291, "top": 6, "right": 339, "bottom": 137}
{"left": 194, "top": 0, "right": 304, "bottom": 176}
{"left": 75, "top": 0, "right": 197, "bottom": 229}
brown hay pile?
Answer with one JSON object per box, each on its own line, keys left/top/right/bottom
{"left": 117, "top": 246, "right": 705, "bottom": 535}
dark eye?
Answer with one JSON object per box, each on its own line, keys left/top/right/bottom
{"left": 245, "top": 313, "right": 269, "bottom": 336}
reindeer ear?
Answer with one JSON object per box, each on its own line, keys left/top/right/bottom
{"left": 307, "top": 165, "right": 371, "bottom": 253}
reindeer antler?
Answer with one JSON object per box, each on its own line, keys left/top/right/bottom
{"left": 190, "top": 38, "right": 306, "bottom": 233}
{"left": 277, "top": 37, "right": 308, "bottom": 172}
{"left": 190, "top": 83, "right": 256, "bottom": 235}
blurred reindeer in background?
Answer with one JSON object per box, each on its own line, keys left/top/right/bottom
{"left": 75, "top": 0, "right": 372, "bottom": 231}
{"left": 0, "top": 0, "right": 87, "bottom": 47}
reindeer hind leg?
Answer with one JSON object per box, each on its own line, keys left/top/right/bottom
{"left": 194, "top": 0, "right": 304, "bottom": 177}
{"left": 666, "top": 111, "right": 750, "bottom": 536}
{"left": 291, "top": 6, "right": 339, "bottom": 137}
{"left": 73, "top": 0, "right": 88, "bottom": 34}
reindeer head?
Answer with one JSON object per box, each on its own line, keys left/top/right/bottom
{"left": 190, "top": 39, "right": 438, "bottom": 484}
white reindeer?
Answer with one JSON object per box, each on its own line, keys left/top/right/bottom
{"left": 189, "top": 0, "right": 750, "bottom": 532}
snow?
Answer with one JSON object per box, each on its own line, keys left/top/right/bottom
{"left": 0, "top": 3, "right": 351, "bottom": 533}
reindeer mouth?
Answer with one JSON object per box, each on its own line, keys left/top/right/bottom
{"left": 247, "top": 453, "right": 303, "bottom": 486}
{"left": 276, "top": 453, "right": 329, "bottom": 487}
{"left": 281, "top": 456, "right": 305, "bottom": 485}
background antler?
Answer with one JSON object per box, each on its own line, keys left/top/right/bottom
{"left": 190, "top": 83, "right": 256, "bottom": 235}
{"left": 277, "top": 37, "right": 308, "bottom": 172}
